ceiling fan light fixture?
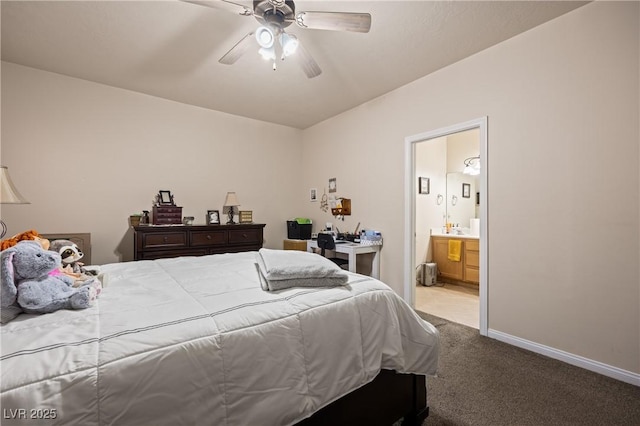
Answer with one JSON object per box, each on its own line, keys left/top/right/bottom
{"left": 188, "top": 0, "right": 370, "bottom": 78}
{"left": 280, "top": 33, "right": 299, "bottom": 57}
{"left": 255, "top": 25, "right": 275, "bottom": 48}
{"left": 259, "top": 46, "right": 276, "bottom": 61}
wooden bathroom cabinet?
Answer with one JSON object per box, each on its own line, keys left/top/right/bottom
{"left": 431, "top": 236, "right": 480, "bottom": 285}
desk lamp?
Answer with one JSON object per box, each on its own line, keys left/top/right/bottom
{"left": 223, "top": 192, "right": 240, "bottom": 224}
{"left": 0, "top": 166, "right": 30, "bottom": 238}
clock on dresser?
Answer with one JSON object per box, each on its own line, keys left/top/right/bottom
{"left": 133, "top": 223, "right": 265, "bottom": 261}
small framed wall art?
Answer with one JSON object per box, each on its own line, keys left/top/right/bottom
{"left": 418, "top": 177, "right": 430, "bottom": 194}
{"left": 462, "top": 183, "right": 471, "bottom": 198}
{"left": 328, "top": 178, "right": 337, "bottom": 193}
{"left": 207, "top": 210, "right": 220, "bottom": 225}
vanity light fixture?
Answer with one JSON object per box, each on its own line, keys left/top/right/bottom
{"left": 0, "top": 166, "right": 30, "bottom": 238}
{"left": 463, "top": 156, "right": 481, "bottom": 176}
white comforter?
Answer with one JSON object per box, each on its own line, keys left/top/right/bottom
{"left": 1, "top": 252, "right": 439, "bottom": 426}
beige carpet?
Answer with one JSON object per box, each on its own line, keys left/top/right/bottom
{"left": 417, "top": 311, "right": 640, "bottom": 426}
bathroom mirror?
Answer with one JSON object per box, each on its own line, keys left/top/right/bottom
{"left": 446, "top": 172, "right": 479, "bottom": 229}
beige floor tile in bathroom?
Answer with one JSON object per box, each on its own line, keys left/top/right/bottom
{"left": 415, "top": 282, "right": 479, "bottom": 329}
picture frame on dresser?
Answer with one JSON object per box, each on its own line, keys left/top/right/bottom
{"left": 157, "top": 190, "right": 175, "bottom": 205}
{"left": 239, "top": 210, "right": 253, "bottom": 224}
{"left": 207, "top": 210, "right": 220, "bottom": 225}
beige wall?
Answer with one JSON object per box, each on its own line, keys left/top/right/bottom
{"left": 299, "top": 2, "right": 639, "bottom": 374}
{"left": 1, "top": 1, "right": 638, "bottom": 378}
{"left": 1, "top": 62, "right": 303, "bottom": 263}
{"left": 415, "top": 136, "right": 446, "bottom": 265}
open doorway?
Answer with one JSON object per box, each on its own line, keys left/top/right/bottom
{"left": 404, "top": 118, "right": 488, "bottom": 336}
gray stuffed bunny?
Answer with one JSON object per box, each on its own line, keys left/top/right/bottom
{"left": 1, "top": 240, "right": 97, "bottom": 318}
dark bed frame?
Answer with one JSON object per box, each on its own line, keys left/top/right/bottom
{"left": 296, "top": 370, "right": 428, "bottom": 426}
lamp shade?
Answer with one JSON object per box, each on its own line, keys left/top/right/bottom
{"left": 223, "top": 192, "right": 240, "bottom": 207}
{"left": 0, "top": 166, "right": 29, "bottom": 204}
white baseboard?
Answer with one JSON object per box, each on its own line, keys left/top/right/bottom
{"left": 487, "top": 329, "right": 640, "bottom": 387}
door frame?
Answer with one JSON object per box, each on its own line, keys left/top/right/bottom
{"left": 404, "top": 117, "right": 488, "bottom": 336}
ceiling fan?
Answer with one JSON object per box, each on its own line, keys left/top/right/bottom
{"left": 183, "top": 0, "right": 372, "bottom": 78}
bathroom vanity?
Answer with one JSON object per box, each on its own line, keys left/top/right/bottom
{"left": 431, "top": 234, "right": 479, "bottom": 285}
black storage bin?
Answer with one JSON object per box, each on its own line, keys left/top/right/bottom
{"left": 287, "top": 221, "right": 312, "bottom": 240}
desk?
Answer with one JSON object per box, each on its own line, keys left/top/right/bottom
{"left": 307, "top": 240, "right": 382, "bottom": 279}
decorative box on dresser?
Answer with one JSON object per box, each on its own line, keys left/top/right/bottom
{"left": 152, "top": 205, "right": 183, "bottom": 225}
{"left": 133, "top": 224, "right": 265, "bottom": 260}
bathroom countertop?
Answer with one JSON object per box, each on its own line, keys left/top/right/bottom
{"left": 430, "top": 231, "right": 479, "bottom": 239}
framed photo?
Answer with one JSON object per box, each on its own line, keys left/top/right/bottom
{"left": 310, "top": 188, "right": 318, "bottom": 202}
{"left": 418, "top": 177, "right": 430, "bottom": 194}
{"left": 462, "top": 183, "right": 471, "bottom": 198}
{"left": 157, "top": 190, "right": 175, "bottom": 205}
{"left": 239, "top": 210, "right": 253, "bottom": 223}
{"left": 328, "top": 178, "right": 337, "bottom": 193}
{"left": 206, "top": 210, "right": 220, "bottom": 225}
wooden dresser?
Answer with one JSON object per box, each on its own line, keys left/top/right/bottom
{"left": 431, "top": 235, "right": 480, "bottom": 285}
{"left": 133, "top": 224, "right": 265, "bottom": 260}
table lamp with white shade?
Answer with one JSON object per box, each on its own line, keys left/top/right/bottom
{"left": 223, "top": 192, "right": 240, "bottom": 225}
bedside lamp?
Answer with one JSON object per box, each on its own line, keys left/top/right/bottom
{"left": 223, "top": 192, "right": 240, "bottom": 224}
{"left": 0, "top": 166, "right": 30, "bottom": 238}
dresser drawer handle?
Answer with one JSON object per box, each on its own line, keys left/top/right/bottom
{"left": 242, "top": 233, "right": 247, "bottom": 239}
{"left": 206, "top": 235, "right": 212, "bottom": 240}
{"left": 163, "top": 236, "right": 169, "bottom": 242}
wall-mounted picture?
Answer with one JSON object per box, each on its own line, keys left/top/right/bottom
{"left": 462, "top": 183, "right": 471, "bottom": 198}
{"left": 207, "top": 210, "right": 220, "bottom": 225}
{"left": 310, "top": 188, "right": 318, "bottom": 202}
{"left": 418, "top": 177, "right": 430, "bottom": 194}
{"left": 328, "top": 178, "right": 337, "bottom": 193}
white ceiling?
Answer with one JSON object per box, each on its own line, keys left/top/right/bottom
{"left": 1, "top": 0, "right": 588, "bottom": 129}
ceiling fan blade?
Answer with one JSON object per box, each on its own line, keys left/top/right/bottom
{"left": 294, "top": 11, "right": 371, "bottom": 33}
{"left": 294, "top": 42, "right": 322, "bottom": 79}
{"left": 182, "top": 0, "right": 253, "bottom": 16}
{"left": 219, "top": 32, "right": 256, "bottom": 65}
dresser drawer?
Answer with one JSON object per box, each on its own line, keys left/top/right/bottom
{"left": 464, "top": 267, "right": 480, "bottom": 284}
{"left": 465, "top": 251, "right": 479, "bottom": 268}
{"left": 141, "top": 231, "right": 187, "bottom": 249}
{"left": 154, "top": 217, "right": 182, "bottom": 225}
{"left": 154, "top": 212, "right": 181, "bottom": 219}
{"left": 228, "top": 229, "right": 261, "bottom": 245}
{"left": 154, "top": 206, "right": 182, "bottom": 214}
{"left": 465, "top": 239, "right": 479, "bottom": 251}
{"left": 191, "top": 230, "right": 227, "bottom": 246}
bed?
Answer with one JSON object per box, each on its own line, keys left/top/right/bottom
{"left": 0, "top": 250, "right": 439, "bottom": 425}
